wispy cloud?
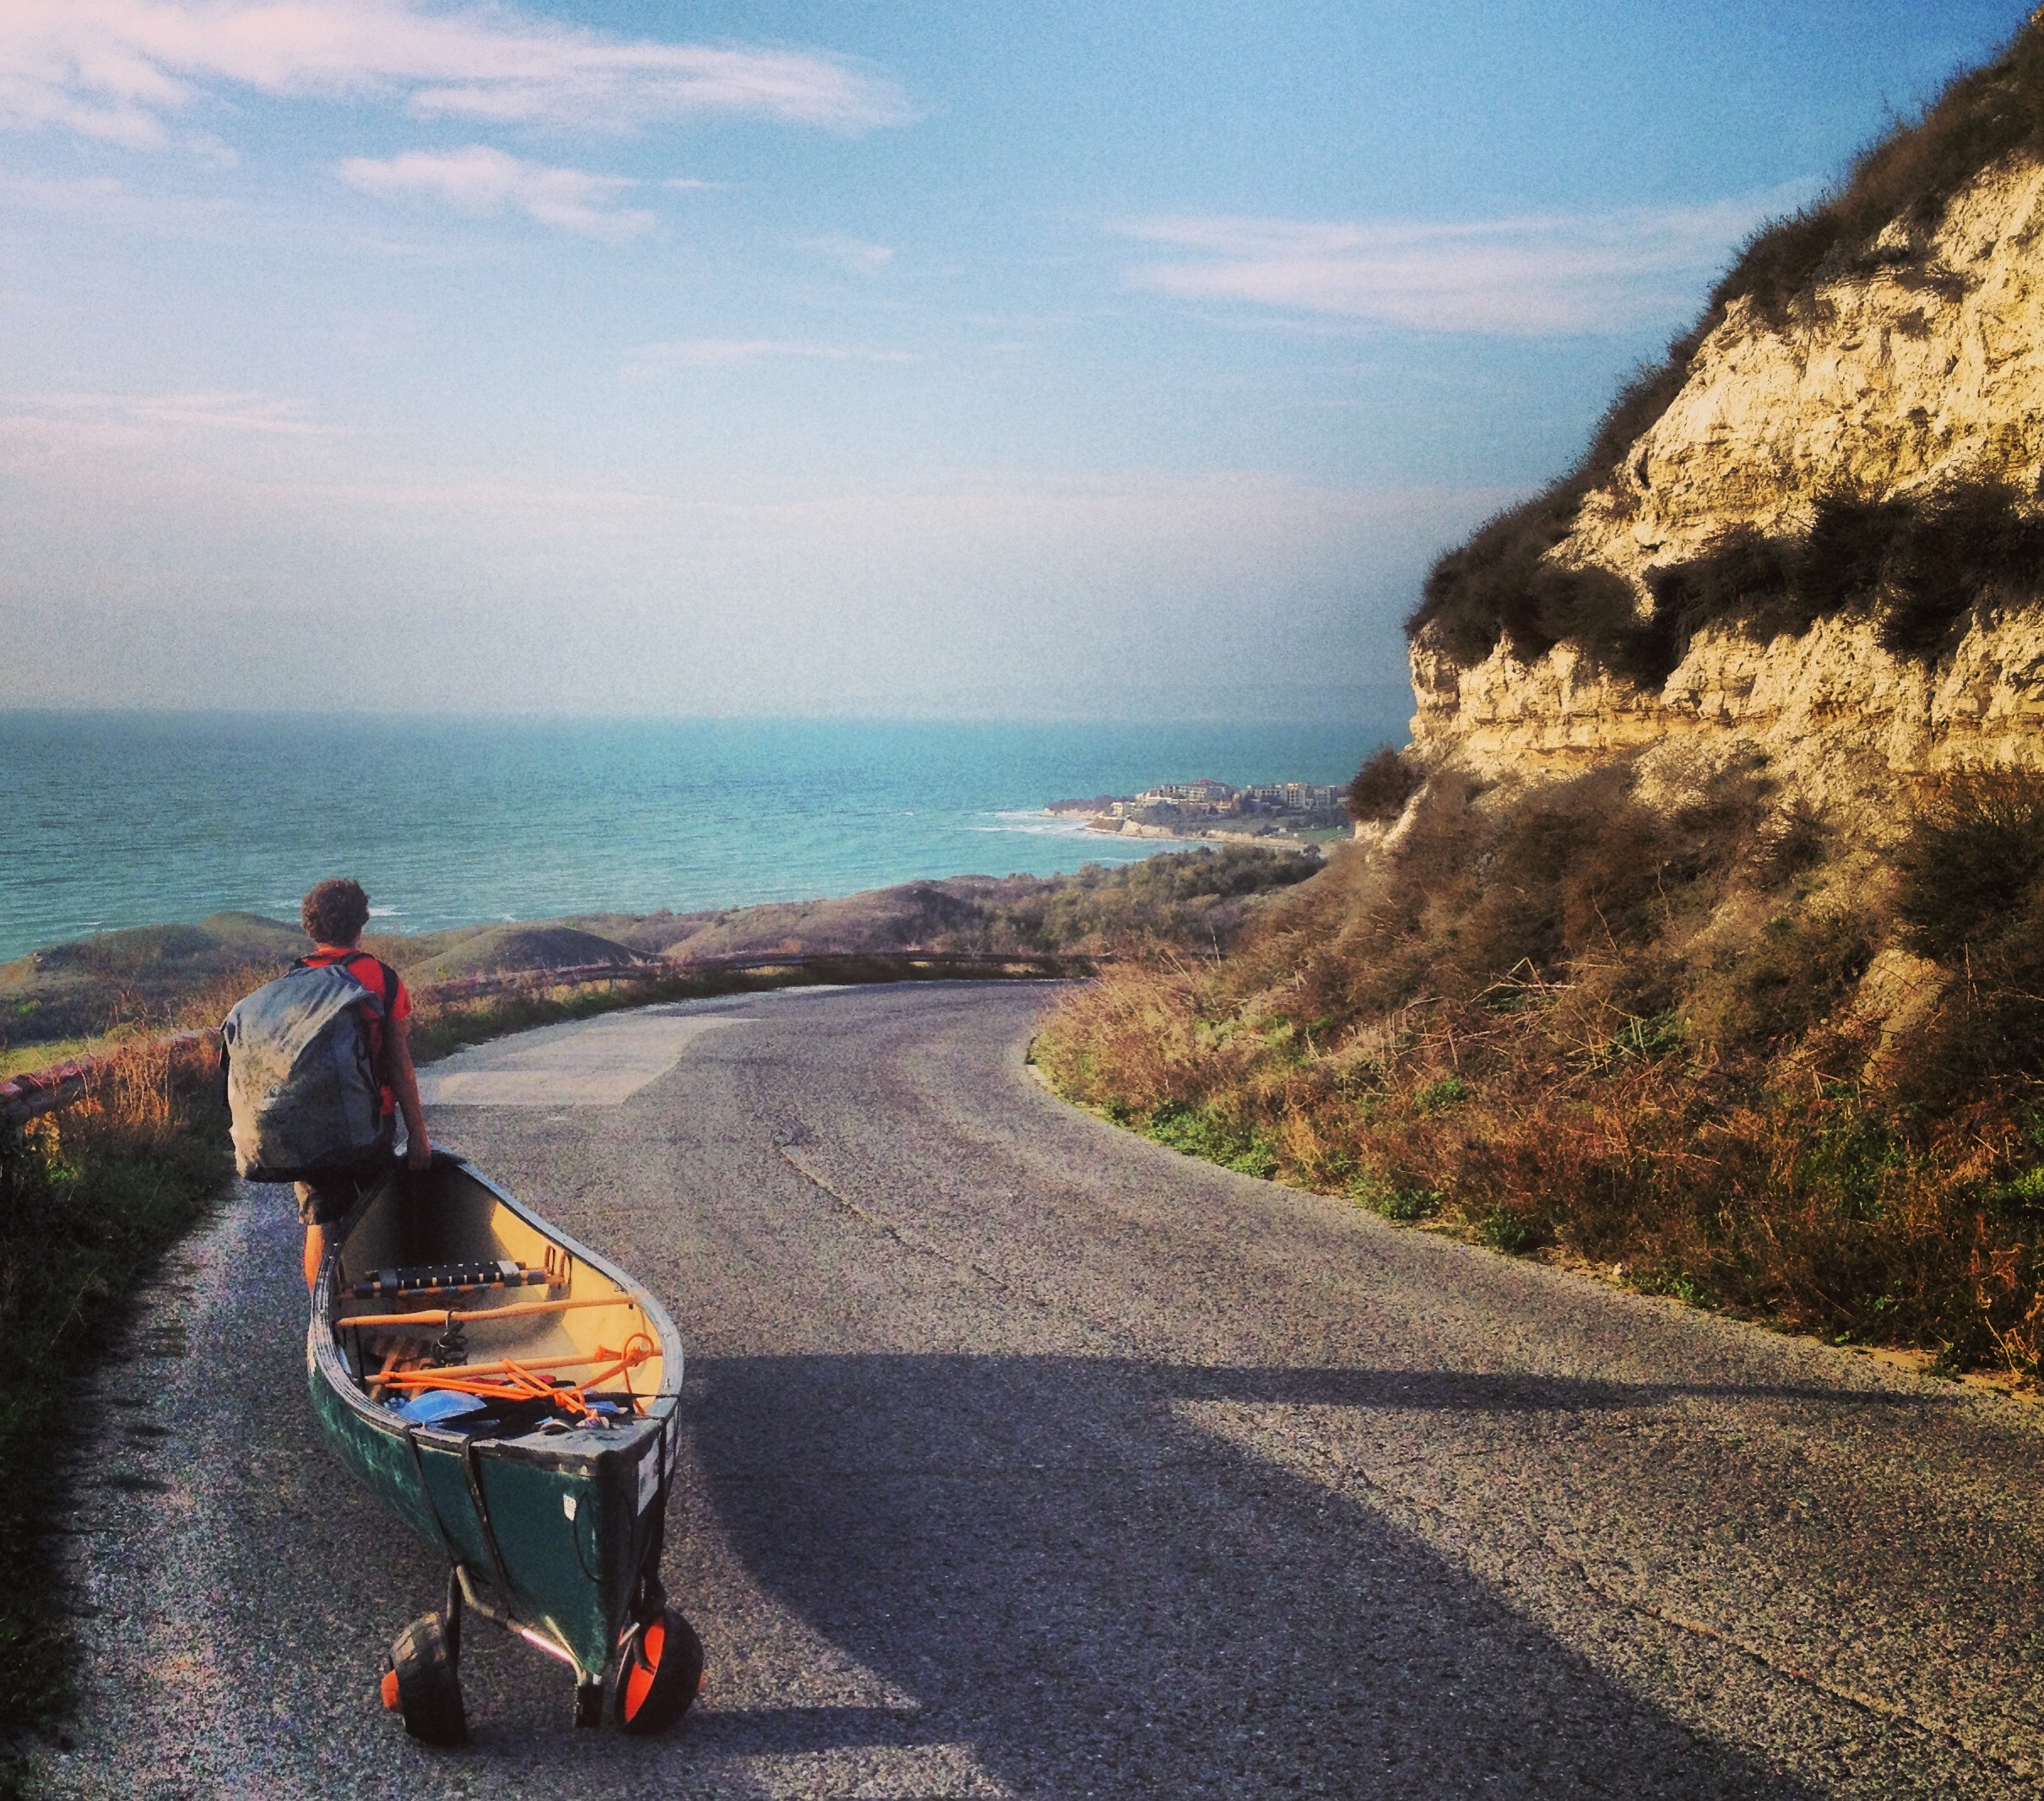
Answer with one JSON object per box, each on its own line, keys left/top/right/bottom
{"left": 1120, "top": 189, "right": 1811, "bottom": 335}
{"left": 797, "top": 233, "right": 893, "bottom": 274}
{"left": 626, "top": 338, "right": 918, "bottom": 372}
{"left": 0, "top": 0, "right": 913, "bottom": 149}
{"left": 340, "top": 146, "right": 650, "bottom": 241}
{"left": 17, "top": 390, "right": 329, "bottom": 435}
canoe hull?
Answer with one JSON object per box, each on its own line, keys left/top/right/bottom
{"left": 306, "top": 1154, "right": 683, "bottom": 1684}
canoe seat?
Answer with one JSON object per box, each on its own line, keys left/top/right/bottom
{"left": 350, "top": 1260, "right": 555, "bottom": 1301}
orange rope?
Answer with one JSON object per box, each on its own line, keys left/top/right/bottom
{"left": 382, "top": 1334, "right": 659, "bottom": 1420}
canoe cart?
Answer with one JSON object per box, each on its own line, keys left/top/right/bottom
{"left": 307, "top": 1151, "right": 701, "bottom": 1745}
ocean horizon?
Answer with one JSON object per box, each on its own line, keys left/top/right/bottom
{"left": 0, "top": 703, "right": 1411, "bottom": 963}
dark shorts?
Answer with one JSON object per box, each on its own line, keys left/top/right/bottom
{"left": 294, "top": 1169, "right": 374, "bottom": 1226}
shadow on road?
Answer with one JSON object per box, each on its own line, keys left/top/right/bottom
{"left": 687, "top": 1353, "right": 1840, "bottom": 1798}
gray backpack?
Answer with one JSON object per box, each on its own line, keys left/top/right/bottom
{"left": 221, "top": 956, "right": 397, "bottom": 1182}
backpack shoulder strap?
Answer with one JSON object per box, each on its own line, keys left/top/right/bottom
{"left": 337, "top": 950, "right": 399, "bottom": 1012}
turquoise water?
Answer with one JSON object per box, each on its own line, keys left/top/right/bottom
{"left": 0, "top": 706, "right": 1412, "bottom": 962}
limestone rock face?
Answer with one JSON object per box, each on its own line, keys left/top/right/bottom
{"left": 1414, "top": 611, "right": 2044, "bottom": 795}
{"left": 1412, "top": 154, "right": 2044, "bottom": 797}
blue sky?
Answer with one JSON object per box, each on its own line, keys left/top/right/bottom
{"left": 0, "top": 1, "right": 2028, "bottom": 719}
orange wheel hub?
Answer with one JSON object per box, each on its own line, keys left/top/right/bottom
{"left": 621, "top": 1619, "right": 664, "bottom": 1722}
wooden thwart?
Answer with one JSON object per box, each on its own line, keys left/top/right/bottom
{"left": 335, "top": 1292, "right": 647, "bottom": 1334}
{"left": 393, "top": 1346, "right": 654, "bottom": 1379}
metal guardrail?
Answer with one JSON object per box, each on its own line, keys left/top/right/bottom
{"left": 0, "top": 949, "right": 1098, "bottom": 1126}
{"left": 0, "top": 1029, "right": 215, "bottom": 1127}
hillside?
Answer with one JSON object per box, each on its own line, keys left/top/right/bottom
{"left": 1407, "top": 19, "right": 2044, "bottom": 810}
{"left": 1038, "top": 18, "right": 2044, "bottom": 1377}
{"left": 0, "top": 845, "right": 1318, "bottom": 1059}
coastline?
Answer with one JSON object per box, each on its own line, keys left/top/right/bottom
{"left": 1085, "top": 818, "right": 1346, "bottom": 849}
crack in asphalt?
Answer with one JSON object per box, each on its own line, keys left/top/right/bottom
{"left": 775, "top": 1141, "right": 1100, "bottom": 1336}
{"left": 1551, "top": 1543, "right": 2032, "bottom": 1780}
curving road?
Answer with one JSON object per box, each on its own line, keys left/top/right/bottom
{"left": 36, "top": 981, "right": 2044, "bottom": 1798}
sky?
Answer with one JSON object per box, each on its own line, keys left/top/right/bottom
{"left": 0, "top": 0, "right": 2031, "bottom": 720}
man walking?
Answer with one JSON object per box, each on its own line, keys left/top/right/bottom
{"left": 291, "top": 878, "right": 432, "bottom": 1289}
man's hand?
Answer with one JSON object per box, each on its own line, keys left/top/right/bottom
{"left": 388, "top": 1014, "right": 432, "bottom": 1171}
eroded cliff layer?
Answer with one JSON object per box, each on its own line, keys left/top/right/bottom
{"left": 1410, "top": 113, "right": 2044, "bottom": 795}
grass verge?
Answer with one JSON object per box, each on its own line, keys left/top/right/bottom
{"left": 1033, "top": 763, "right": 2044, "bottom": 1382}
{"left": 0, "top": 1043, "right": 230, "bottom": 1789}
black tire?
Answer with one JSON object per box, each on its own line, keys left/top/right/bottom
{"left": 389, "top": 1612, "right": 468, "bottom": 1747}
{"left": 615, "top": 1608, "right": 703, "bottom": 1735}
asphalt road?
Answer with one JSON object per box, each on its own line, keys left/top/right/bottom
{"left": 36, "top": 981, "right": 2044, "bottom": 1798}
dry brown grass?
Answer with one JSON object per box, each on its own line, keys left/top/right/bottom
{"left": 1037, "top": 763, "right": 2044, "bottom": 1376}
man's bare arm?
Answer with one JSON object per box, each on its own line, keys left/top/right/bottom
{"left": 388, "top": 1014, "right": 432, "bottom": 1168}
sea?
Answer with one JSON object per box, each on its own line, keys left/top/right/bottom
{"left": 0, "top": 705, "right": 1412, "bottom": 963}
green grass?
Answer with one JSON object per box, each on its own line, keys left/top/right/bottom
{"left": 0, "top": 1036, "right": 126, "bottom": 1081}
{"left": 1138, "top": 1100, "right": 1279, "bottom": 1179}
{"left": 1349, "top": 1175, "right": 1439, "bottom": 1223}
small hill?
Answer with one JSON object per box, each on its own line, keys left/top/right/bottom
{"left": 0, "top": 912, "right": 309, "bottom": 1044}
{"left": 388, "top": 925, "right": 643, "bottom": 984}
{"left": 651, "top": 881, "right": 989, "bottom": 961}
{"left": 0, "top": 846, "right": 1320, "bottom": 1055}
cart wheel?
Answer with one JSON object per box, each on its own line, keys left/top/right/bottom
{"left": 615, "top": 1608, "right": 704, "bottom": 1735}
{"left": 388, "top": 1612, "right": 468, "bottom": 1747}
{"left": 574, "top": 1679, "right": 605, "bottom": 1729}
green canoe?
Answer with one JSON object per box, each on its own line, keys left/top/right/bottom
{"left": 306, "top": 1151, "right": 702, "bottom": 1744}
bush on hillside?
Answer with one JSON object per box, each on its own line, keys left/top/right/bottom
{"left": 1344, "top": 747, "right": 1422, "bottom": 823}
{"left": 1895, "top": 768, "right": 2044, "bottom": 963}
{"left": 1716, "top": 22, "right": 2044, "bottom": 319}
{"left": 1464, "top": 478, "right": 2044, "bottom": 689}
{"left": 1646, "top": 527, "right": 1808, "bottom": 657}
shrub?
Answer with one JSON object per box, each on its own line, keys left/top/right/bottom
{"left": 1412, "top": 1075, "right": 1469, "bottom": 1114}
{"left": 1350, "top": 1174, "right": 1439, "bottom": 1223}
{"left": 1345, "top": 746, "right": 1422, "bottom": 824}
{"left": 1875, "top": 481, "right": 2044, "bottom": 657}
{"left": 1895, "top": 768, "right": 2044, "bottom": 961}
{"left": 1646, "top": 527, "right": 1808, "bottom": 667}
{"left": 1719, "top": 20, "right": 2044, "bottom": 320}
{"left": 1479, "top": 1207, "right": 1536, "bottom": 1254}
{"left": 1033, "top": 746, "right": 2044, "bottom": 1373}
{"left": 1628, "top": 480, "right": 2044, "bottom": 670}
{"left": 1749, "top": 801, "right": 1829, "bottom": 889}
{"left": 1702, "top": 909, "right": 1875, "bottom": 1054}
{"left": 1407, "top": 494, "right": 1584, "bottom": 666}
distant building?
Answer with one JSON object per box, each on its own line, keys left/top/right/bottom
{"left": 1240, "top": 781, "right": 1342, "bottom": 814}
{"left": 1070, "top": 773, "right": 1339, "bottom": 833}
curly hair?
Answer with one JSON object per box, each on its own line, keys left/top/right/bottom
{"left": 301, "top": 878, "right": 371, "bottom": 947}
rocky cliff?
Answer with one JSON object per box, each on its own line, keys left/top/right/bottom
{"left": 1408, "top": 48, "right": 2044, "bottom": 806}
